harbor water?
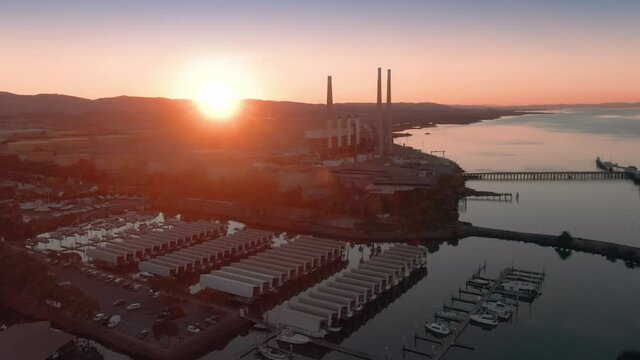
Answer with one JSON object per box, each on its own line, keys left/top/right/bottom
{"left": 113, "top": 108, "right": 640, "bottom": 359}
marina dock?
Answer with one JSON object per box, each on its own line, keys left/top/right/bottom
{"left": 402, "top": 265, "right": 545, "bottom": 360}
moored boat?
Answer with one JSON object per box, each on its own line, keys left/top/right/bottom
{"left": 481, "top": 302, "right": 512, "bottom": 320}
{"left": 257, "top": 345, "right": 293, "bottom": 360}
{"left": 499, "top": 280, "right": 539, "bottom": 297}
{"left": 470, "top": 313, "right": 498, "bottom": 327}
{"left": 425, "top": 322, "right": 451, "bottom": 336}
{"left": 487, "top": 293, "right": 518, "bottom": 306}
{"left": 436, "top": 310, "right": 460, "bottom": 320}
{"left": 469, "top": 278, "right": 490, "bottom": 287}
{"left": 277, "top": 329, "right": 311, "bottom": 344}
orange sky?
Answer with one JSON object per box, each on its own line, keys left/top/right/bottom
{"left": 2, "top": 1, "right": 639, "bottom": 106}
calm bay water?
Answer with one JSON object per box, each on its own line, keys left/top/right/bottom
{"left": 107, "top": 109, "right": 640, "bottom": 359}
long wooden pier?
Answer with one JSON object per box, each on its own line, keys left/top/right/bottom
{"left": 463, "top": 171, "right": 630, "bottom": 181}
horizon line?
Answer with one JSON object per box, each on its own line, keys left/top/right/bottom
{"left": 2, "top": 90, "right": 639, "bottom": 109}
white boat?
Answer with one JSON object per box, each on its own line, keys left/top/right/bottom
{"left": 277, "top": 330, "right": 311, "bottom": 344}
{"left": 470, "top": 313, "right": 498, "bottom": 327}
{"left": 499, "top": 281, "right": 538, "bottom": 297}
{"left": 436, "top": 310, "right": 460, "bottom": 320}
{"left": 425, "top": 322, "right": 451, "bottom": 336}
{"left": 469, "top": 278, "right": 490, "bottom": 287}
{"left": 481, "top": 302, "right": 512, "bottom": 320}
{"left": 487, "top": 293, "right": 518, "bottom": 306}
{"left": 257, "top": 345, "right": 293, "bottom": 360}
{"left": 253, "top": 323, "right": 269, "bottom": 331}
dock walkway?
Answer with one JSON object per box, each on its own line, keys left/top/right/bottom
{"left": 310, "top": 338, "right": 383, "bottom": 360}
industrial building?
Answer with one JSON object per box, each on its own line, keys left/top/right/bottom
{"left": 199, "top": 236, "right": 345, "bottom": 299}
{"left": 138, "top": 228, "right": 274, "bottom": 277}
{"left": 265, "top": 244, "right": 426, "bottom": 337}
{"left": 304, "top": 67, "right": 393, "bottom": 160}
{"left": 86, "top": 220, "right": 226, "bottom": 265}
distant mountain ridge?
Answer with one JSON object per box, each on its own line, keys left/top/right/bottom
{"left": 502, "top": 102, "right": 640, "bottom": 110}
{"left": 0, "top": 91, "right": 526, "bottom": 131}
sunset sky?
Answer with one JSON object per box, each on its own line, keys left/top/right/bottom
{"left": 2, "top": 0, "right": 640, "bottom": 106}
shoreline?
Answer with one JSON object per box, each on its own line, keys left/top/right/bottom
{"left": 175, "top": 201, "right": 640, "bottom": 266}
{"left": 391, "top": 110, "right": 541, "bottom": 133}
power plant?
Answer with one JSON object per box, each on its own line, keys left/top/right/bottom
{"left": 306, "top": 68, "right": 393, "bottom": 159}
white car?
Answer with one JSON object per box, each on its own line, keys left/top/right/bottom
{"left": 187, "top": 325, "right": 201, "bottom": 334}
{"left": 126, "top": 303, "right": 142, "bottom": 311}
{"left": 93, "top": 313, "right": 106, "bottom": 322}
{"left": 107, "top": 315, "right": 121, "bottom": 328}
{"left": 205, "top": 315, "right": 218, "bottom": 325}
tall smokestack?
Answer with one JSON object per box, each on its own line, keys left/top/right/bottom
{"left": 355, "top": 117, "right": 361, "bottom": 146}
{"left": 327, "top": 75, "right": 333, "bottom": 120}
{"left": 337, "top": 115, "right": 343, "bottom": 148}
{"left": 347, "top": 115, "right": 352, "bottom": 147}
{"left": 376, "top": 67, "right": 383, "bottom": 155}
{"left": 385, "top": 69, "right": 392, "bottom": 155}
{"left": 327, "top": 76, "right": 333, "bottom": 149}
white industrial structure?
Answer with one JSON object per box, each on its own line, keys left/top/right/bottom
{"left": 265, "top": 244, "right": 426, "bottom": 337}
{"left": 304, "top": 68, "right": 393, "bottom": 157}
{"left": 199, "top": 236, "right": 345, "bottom": 299}
{"left": 138, "top": 228, "right": 274, "bottom": 277}
{"left": 86, "top": 220, "right": 226, "bottom": 265}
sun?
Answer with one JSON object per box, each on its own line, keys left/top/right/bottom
{"left": 196, "top": 82, "right": 240, "bottom": 120}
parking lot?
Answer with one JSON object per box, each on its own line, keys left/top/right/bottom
{"left": 51, "top": 263, "right": 227, "bottom": 346}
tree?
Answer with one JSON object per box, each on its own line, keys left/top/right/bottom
{"left": 558, "top": 231, "right": 573, "bottom": 246}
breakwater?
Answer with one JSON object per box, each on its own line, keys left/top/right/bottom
{"left": 460, "top": 224, "right": 640, "bottom": 265}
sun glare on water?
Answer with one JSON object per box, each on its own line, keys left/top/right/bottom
{"left": 196, "top": 82, "right": 240, "bottom": 120}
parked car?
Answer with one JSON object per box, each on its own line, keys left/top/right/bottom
{"left": 112, "top": 298, "right": 127, "bottom": 306}
{"left": 156, "top": 312, "right": 169, "bottom": 321}
{"left": 132, "top": 284, "right": 142, "bottom": 291}
{"left": 107, "top": 315, "right": 121, "bottom": 328}
{"left": 187, "top": 325, "right": 201, "bottom": 334}
{"left": 105, "top": 275, "right": 115, "bottom": 282}
{"left": 151, "top": 291, "right": 160, "bottom": 298}
{"left": 113, "top": 278, "right": 123, "bottom": 285}
{"left": 205, "top": 315, "right": 219, "bottom": 325}
{"left": 137, "top": 329, "right": 149, "bottom": 339}
{"left": 57, "top": 281, "right": 72, "bottom": 287}
{"left": 93, "top": 313, "right": 106, "bottom": 322}
{"left": 126, "top": 303, "right": 142, "bottom": 311}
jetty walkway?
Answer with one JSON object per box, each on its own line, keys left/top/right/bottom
{"left": 463, "top": 171, "right": 629, "bottom": 181}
